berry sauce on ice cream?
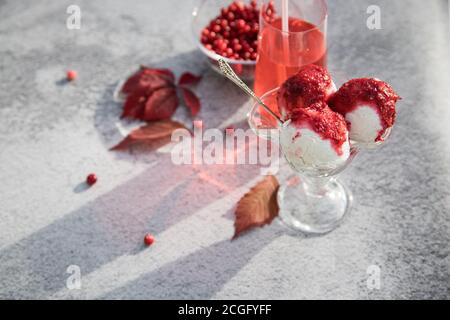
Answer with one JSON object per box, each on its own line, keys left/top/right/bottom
{"left": 290, "top": 101, "right": 349, "bottom": 156}
{"left": 277, "top": 65, "right": 336, "bottom": 121}
{"left": 328, "top": 78, "right": 400, "bottom": 142}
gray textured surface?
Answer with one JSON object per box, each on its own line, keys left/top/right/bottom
{"left": 0, "top": 0, "right": 449, "bottom": 299}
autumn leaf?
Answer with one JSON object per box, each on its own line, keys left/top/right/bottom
{"left": 143, "top": 87, "right": 179, "bottom": 121}
{"left": 181, "top": 87, "right": 200, "bottom": 117}
{"left": 178, "top": 72, "right": 202, "bottom": 86}
{"left": 146, "top": 66, "right": 175, "bottom": 83}
{"left": 110, "top": 120, "right": 187, "bottom": 151}
{"left": 121, "top": 87, "right": 149, "bottom": 119}
{"left": 233, "top": 175, "right": 280, "bottom": 239}
{"left": 121, "top": 68, "right": 174, "bottom": 96}
{"left": 117, "top": 66, "right": 202, "bottom": 123}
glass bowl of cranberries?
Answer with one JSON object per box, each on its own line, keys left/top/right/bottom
{"left": 192, "top": 0, "right": 260, "bottom": 80}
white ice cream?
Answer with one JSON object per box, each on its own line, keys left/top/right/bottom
{"left": 280, "top": 125, "right": 350, "bottom": 172}
{"left": 345, "top": 105, "right": 383, "bottom": 143}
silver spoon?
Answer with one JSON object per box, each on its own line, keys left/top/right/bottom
{"left": 218, "top": 59, "right": 284, "bottom": 126}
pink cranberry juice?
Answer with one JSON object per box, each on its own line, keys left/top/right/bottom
{"left": 254, "top": 17, "right": 327, "bottom": 96}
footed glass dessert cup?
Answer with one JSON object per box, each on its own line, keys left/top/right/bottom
{"left": 248, "top": 88, "right": 390, "bottom": 234}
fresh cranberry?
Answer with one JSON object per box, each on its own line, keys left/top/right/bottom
{"left": 208, "top": 31, "right": 217, "bottom": 40}
{"left": 144, "top": 234, "right": 155, "bottom": 246}
{"left": 233, "top": 43, "right": 242, "bottom": 52}
{"left": 86, "top": 173, "right": 97, "bottom": 186}
{"left": 199, "top": 0, "right": 270, "bottom": 61}
{"left": 236, "top": 19, "right": 246, "bottom": 29}
{"left": 214, "top": 39, "right": 227, "bottom": 51}
{"left": 67, "top": 70, "right": 77, "bottom": 81}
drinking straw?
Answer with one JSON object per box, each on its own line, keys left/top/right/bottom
{"left": 281, "top": 0, "right": 290, "bottom": 80}
{"left": 281, "top": 0, "right": 289, "bottom": 33}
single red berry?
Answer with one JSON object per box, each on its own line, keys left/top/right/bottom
{"left": 144, "top": 234, "right": 155, "bottom": 246}
{"left": 213, "top": 24, "right": 221, "bottom": 33}
{"left": 236, "top": 19, "right": 246, "bottom": 29}
{"left": 67, "top": 70, "right": 77, "bottom": 81}
{"left": 233, "top": 43, "right": 242, "bottom": 52}
{"left": 209, "top": 31, "right": 217, "bottom": 40}
{"left": 86, "top": 173, "right": 97, "bottom": 186}
{"left": 202, "top": 28, "right": 210, "bottom": 37}
{"left": 214, "top": 39, "right": 227, "bottom": 51}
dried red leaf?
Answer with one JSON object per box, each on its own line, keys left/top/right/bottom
{"left": 141, "top": 66, "right": 176, "bottom": 83}
{"left": 178, "top": 72, "right": 202, "bottom": 86}
{"left": 233, "top": 175, "right": 280, "bottom": 239}
{"left": 121, "top": 87, "right": 150, "bottom": 119}
{"left": 121, "top": 70, "right": 174, "bottom": 96}
{"left": 181, "top": 87, "right": 200, "bottom": 117}
{"left": 143, "top": 87, "right": 179, "bottom": 121}
{"left": 110, "top": 120, "right": 187, "bottom": 151}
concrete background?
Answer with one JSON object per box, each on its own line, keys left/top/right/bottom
{"left": 0, "top": 0, "right": 449, "bottom": 299}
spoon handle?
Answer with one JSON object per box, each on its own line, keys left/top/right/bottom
{"left": 218, "top": 59, "right": 283, "bottom": 125}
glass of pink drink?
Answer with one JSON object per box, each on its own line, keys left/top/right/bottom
{"left": 254, "top": 0, "right": 328, "bottom": 96}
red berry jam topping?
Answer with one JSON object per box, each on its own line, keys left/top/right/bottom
{"left": 290, "top": 101, "right": 348, "bottom": 156}
{"left": 277, "top": 65, "right": 334, "bottom": 121}
{"left": 328, "top": 78, "right": 400, "bottom": 139}
{"left": 200, "top": 0, "right": 275, "bottom": 61}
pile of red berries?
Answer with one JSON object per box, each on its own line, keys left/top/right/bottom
{"left": 200, "top": 1, "right": 275, "bottom": 61}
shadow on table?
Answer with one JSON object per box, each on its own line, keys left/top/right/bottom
{"left": 0, "top": 153, "right": 264, "bottom": 299}
{"left": 100, "top": 224, "right": 289, "bottom": 300}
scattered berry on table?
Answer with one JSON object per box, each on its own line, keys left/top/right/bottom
{"left": 67, "top": 70, "right": 77, "bottom": 81}
{"left": 144, "top": 234, "right": 155, "bottom": 246}
{"left": 86, "top": 173, "right": 97, "bottom": 186}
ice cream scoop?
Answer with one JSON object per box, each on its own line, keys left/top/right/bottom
{"left": 280, "top": 101, "right": 350, "bottom": 172}
{"left": 277, "top": 65, "right": 336, "bottom": 121}
{"left": 328, "top": 78, "right": 400, "bottom": 144}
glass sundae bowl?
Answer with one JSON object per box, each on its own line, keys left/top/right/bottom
{"left": 248, "top": 88, "right": 390, "bottom": 234}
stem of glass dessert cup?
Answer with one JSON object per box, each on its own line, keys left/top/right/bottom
{"left": 301, "top": 175, "right": 334, "bottom": 198}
